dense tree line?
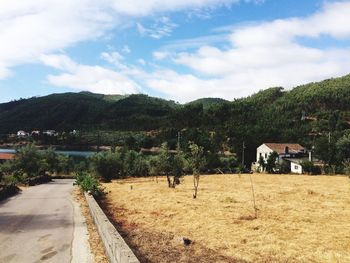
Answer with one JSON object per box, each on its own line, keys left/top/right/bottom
{"left": 1, "top": 75, "right": 350, "bottom": 172}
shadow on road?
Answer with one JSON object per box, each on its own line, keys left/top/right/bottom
{"left": 0, "top": 212, "right": 74, "bottom": 233}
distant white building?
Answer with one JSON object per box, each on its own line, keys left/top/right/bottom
{"left": 17, "top": 130, "right": 28, "bottom": 137}
{"left": 290, "top": 161, "right": 303, "bottom": 174}
{"left": 255, "top": 143, "right": 306, "bottom": 174}
{"left": 43, "top": 130, "right": 58, "bottom": 136}
{"left": 31, "top": 130, "right": 40, "bottom": 136}
{"left": 256, "top": 143, "right": 305, "bottom": 163}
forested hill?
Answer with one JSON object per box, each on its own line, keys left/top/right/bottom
{"left": 1, "top": 74, "right": 350, "bottom": 163}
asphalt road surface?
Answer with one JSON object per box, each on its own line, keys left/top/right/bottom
{"left": 0, "top": 179, "right": 92, "bottom": 263}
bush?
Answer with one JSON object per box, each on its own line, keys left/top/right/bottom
{"left": 301, "top": 161, "right": 321, "bottom": 175}
{"left": 75, "top": 172, "right": 104, "bottom": 197}
{"left": 277, "top": 161, "right": 291, "bottom": 174}
{"left": 219, "top": 156, "right": 238, "bottom": 173}
{"left": 123, "top": 150, "right": 149, "bottom": 177}
{"left": 14, "top": 144, "right": 47, "bottom": 178}
{"left": 90, "top": 151, "right": 123, "bottom": 182}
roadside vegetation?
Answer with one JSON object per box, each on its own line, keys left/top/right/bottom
{"left": 0, "top": 144, "right": 74, "bottom": 200}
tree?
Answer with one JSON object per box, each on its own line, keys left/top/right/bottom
{"left": 188, "top": 142, "right": 204, "bottom": 198}
{"left": 265, "top": 151, "right": 278, "bottom": 173}
{"left": 258, "top": 155, "right": 266, "bottom": 172}
{"left": 42, "top": 147, "right": 60, "bottom": 174}
{"left": 157, "top": 143, "right": 174, "bottom": 187}
{"left": 170, "top": 152, "right": 185, "bottom": 187}
{"left": 123, "top": 150, "right": 149, "bottom": 177}
{"left": 336, "top": 131, "right": 350, "bottom": 162}
{"left": 14, "top": 144, "right": 47, "bottom": 178}
{"left": 90, "top": 151, "right": 123, "bottom": 182}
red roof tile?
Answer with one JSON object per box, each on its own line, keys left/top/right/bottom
{"left": 0, "top": 153, "right": 14, "bottom": 160}
{"left": 264, "top": 143, "right": 305, "bottom": 154}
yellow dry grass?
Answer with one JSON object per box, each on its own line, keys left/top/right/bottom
{"left": 101, "top": 174, "right": 350, "bottom": 263}
{"left": 74, "top": 188, "right": 109, "bottom": 263}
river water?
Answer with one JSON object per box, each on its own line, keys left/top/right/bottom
{"left": 0, "top": 148, "right": 95, "bottom": 157}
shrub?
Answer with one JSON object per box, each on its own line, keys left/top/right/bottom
{"left": 301, "top": 161, "right": 321, "bottom": 175}
{"left": 266, "top": 151, "right": 279, "bottom": 173}
{"left": 219, "top": 156, "right": 238, "bottom": 173}
{"left": 123, "top": 150, "right": 149, "bottom": 177}
{"left": 90, "top": 151, "right": 123, "bottom": 182}
{"left": 14, "top": 144, "right": 48, "bottom": 178}
{"left": 75, "top": 172, "right": 104, "bottom": 197}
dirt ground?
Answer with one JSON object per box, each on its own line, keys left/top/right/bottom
{"left": 74, "top": 188, "right": 109, "bottom": 263}
{"left": 101, "top": 174, "right": 350, "bottom": 263}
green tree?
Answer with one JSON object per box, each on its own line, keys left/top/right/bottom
{"left": 265, "top": 151, "right": 278, "bottom": 173}
{"left": 336, "top": 131, "right": 350, "bottom": 162}
{"left": 42, "top": 147, "right": 60, "bottom": 174}
{"left": 123, "top": 150, "right": 149, "bottom": 177}
{"left": 90, "top": 151, "right": 123, "bottom": 182}
{"left": 14, "top": 144, "right": 47, "bottom": 178}
{"left": 157, "top": 143, "right": 174, "bottom": 187}
{"left": 258, "top": 155, "right": 266, "bottom": 172}
{"left": 170, "top": 152, "right": 185, "bottom": 187}
{"left": 188, "top": 142, "right": 204, "bottom": 198}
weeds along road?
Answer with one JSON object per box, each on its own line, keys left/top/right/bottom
{"left": 0, "top": 179, "right": 92, "bottom": 263}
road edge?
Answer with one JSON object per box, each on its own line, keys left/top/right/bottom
{"left": 71, "top": 192, "right": 93, "bottom": 263}
{"left": 84, "top": 192, "right": 139, "bottom": 263}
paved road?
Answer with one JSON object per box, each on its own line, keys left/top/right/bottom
{"left": 0, "top": 179, "right": 92, "bottom": 263}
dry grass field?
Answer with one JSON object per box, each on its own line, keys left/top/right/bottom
{"left": 101, "top": 174, "right": 350, "bottom": 263}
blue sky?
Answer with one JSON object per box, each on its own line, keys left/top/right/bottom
{"left": 1, "top": 0, "right": 350, "bottom": 103}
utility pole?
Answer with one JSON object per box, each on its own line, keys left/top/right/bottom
{"left": 177, "top": 131, "right": 181, "bottom": 152}
{"left": 242, "top": 141, "right": 245, "bottom": 167}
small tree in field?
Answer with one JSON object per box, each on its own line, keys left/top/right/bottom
{"left": 157, "top": 143, "right": 173, "bottom": 187}
{"left": 188, "top": 142, "right": 204, "bottom": 198}
{"left": 258, "top": 155, "right": 265, "bottom": 172}
{"left": 171, "top": 152, "right": 185, "bottom": 187}
{"left": 266, "top": 151, "right": 278, "bottom": 173}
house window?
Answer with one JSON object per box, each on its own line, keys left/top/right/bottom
{"left": 265, "top": 153, "right": 267, "bottom": 158}
{"left": 295, "top": 165, "right": 299, "bottom": 170}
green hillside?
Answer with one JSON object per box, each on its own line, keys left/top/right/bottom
{"left": 1, "top": 74, "right": 350, "bottom": 165}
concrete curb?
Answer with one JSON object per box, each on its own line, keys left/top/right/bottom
{"left": 84, "top": 192, "right": 140, "bottom": 263}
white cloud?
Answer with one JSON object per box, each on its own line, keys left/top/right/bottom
{"left": 122, "top": 45, "right": 131, "bottom": 54}
{"left": 40, "top": 54, "right": 78, "bottom": 72}
{"left": 0, "top": 0, "right": 240, "bottom": 79}
{"left": 0, "top": 0, "right": 115, "bottom": 78}
{"left": 42, "top": 54, "right": 140, "bottom": 94}
{"left": 109, "top": 0, "right": 237, "bottom": 16}
{"left": 137, "top": 16, "right": 177, "bottom": 39}
{"left": 101, "top": 51, "right": 124, "bottom": 65}
{"left": 156, "top": 1, "right": 350, "bottom": 101}
{"left": 138, "top": 59, "right": 146, "bottom": 65}
{"left": 153, "top": 51, "right": 170, "bottom": 60}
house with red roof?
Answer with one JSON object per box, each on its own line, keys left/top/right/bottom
{"left": 0, "top": 153, "right": 15, "bottom": 163}
{"left": 255, "top": 143, "right": 307, "bottom": 174}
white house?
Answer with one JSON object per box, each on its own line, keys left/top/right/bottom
{"left": 17, "top": 130, "right": 28, "bottom": 137}
{"left": 256, "top": 143, "right": 305, "bottom": 162}
{"left": 255, "top": 143, "right": 306, "bottom": 173}
{"left": 43, "top": 130, "right": 58, "bottom": 136}
{"left": 289, "top": 160, "right": 303, "bottom": 174}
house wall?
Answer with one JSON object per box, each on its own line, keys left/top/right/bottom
{"left": 256, "top": 144, "right": 273, "bottom": 163}
{"left": 291, "top": 162, "right": 302, "bottom": 174}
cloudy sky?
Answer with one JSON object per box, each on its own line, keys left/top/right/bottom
{"left": 1, "top": 0, "right": 350, "bottom": 103}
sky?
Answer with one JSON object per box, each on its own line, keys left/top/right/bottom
{"left": 1, "top": 0, "right": 350, "bottom": 103}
